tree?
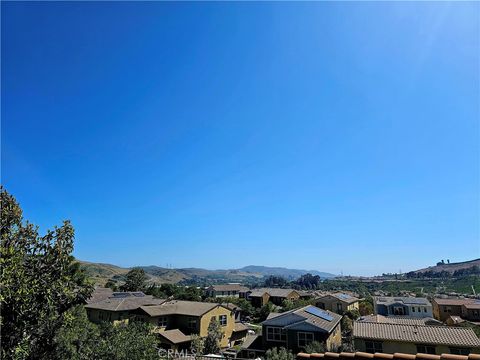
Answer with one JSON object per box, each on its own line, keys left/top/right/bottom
{"left": 54, "top": 306, "right": 100, "bottom": 360}
{"left": 191, "top": 334, "right": 205, "bottom": 355}
{"left": 344, "top": 309, "right": 360, "bottom": 320}
{"left": 105, "top": 279, "right": 119, "bottom": 291}
{"left": 264, "top": 275, "right": 289, "bottom": 287}
{"left": 55, "top": 307, "right": 158, "bottom": 360}
{"left": 341, "top": 316, "right": 353, "bottom": 334}
{"left": 265, "top": 347, "right": 294, "bottom": 360}
{"left": 203, "top": 318, "right": 223, "bottom": 354}
{"left": 256, "top": 303, "right": 274, "bottom": 322}
{"left": 304, "top": 341, "right": 325, "bottom": 354}
{"left": 358, "top": 300, "right": 374, "bottom": 316}
{"left": 0, "top": 188, "right": 94, "bottom": 359}
{"left": 121, "top": 268, "right": 148, "bottom": 292}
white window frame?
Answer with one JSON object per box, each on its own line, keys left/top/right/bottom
{"left": 219, "top": 315, "right": 227, "bottom": 326}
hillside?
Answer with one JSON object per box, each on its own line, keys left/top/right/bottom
{"left": 239, "top": 265, "right": 336, "bottom": 279}
{"left": 411, "top": 258, "right": 480, "bottom": 275}
{"left": 78, "top": 260, "right": 336, "bottom": 286}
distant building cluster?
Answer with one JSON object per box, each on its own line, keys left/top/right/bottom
{"left": 84, "top": 285, "right": 480, "bottom": 358}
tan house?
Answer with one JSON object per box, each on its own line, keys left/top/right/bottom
{"left": 249, "top": 288, "right": 300, "bottom": 307}
{"left": 432, "top": 298, "right": 480, "bottom": 322}
{"left": 353, "top": 321, "right": 480, "bottom": 355}
{"left": 85, "top": 291, "right": 166, "bottom": 324}
{"left": 205, "top": 284, "right": 250, "bottom": 298}
{"left": 315, "top": 293, "right": 360, "bottom": 314}
{"left": 135, "top": 300, "right": 245, "bottom": 349}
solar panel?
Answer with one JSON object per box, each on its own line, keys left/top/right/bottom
{"left": 132, "top": 292, "right": 145, "bottom": 297}
{"left": 338, "top": 294, "right": 351, "bottom": 299}
{"left": 112, "top": 293, "right": 130, "bottom": 298}
{"left": 305, "top": 306, "right": 333, "bottom": 321}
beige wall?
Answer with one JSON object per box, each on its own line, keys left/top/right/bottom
{"left": 316, "top": 296, "right": 359, "bottom": 314}
{"left": 326, "top": 323, "right": 342, "bottom": 351}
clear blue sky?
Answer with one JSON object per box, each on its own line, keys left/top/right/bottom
{"left": 2, "top": 2, "right": 479, "bottom": 276}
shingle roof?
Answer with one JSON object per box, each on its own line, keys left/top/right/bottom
{"left": 249, "top": 288, "right": 298, "bottom": 298}
{"left": 87, "top": 287, "right": 114, "bottom": 304}
{"left": 210, "top": 284, "right": 250, "bottom": 292}
{"left": 433, "top": 298, "right": 478, "bottom": 306}
{"left": 358, "top": 315, "right": 440, "bottom": 326}
{"left": 317, "top": 293, "right": 360, "bottom": 304}
{"left": 85, "top": 294, "right": 166, "bottom": 311}
{"left": 157, "top": 329, "right": 191, "bottom": 344}
{"left": 262, "top": 306, "right": 342, "bottom": 333}
{"left": 297, "top": 352, "right": 480, "bottom": 360}
{"left": 375, "top": 297, "right": 431, "bottom": 306}
{"left": 234, "top": 322, "right": 249, "bottom": 332}
{"left": 139, "top": 300, "right": 229, "bottom": 317}
{"left": 353, "top": 322, "right": 480, "bottom": 347}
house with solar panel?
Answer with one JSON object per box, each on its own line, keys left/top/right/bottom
{"left": 260, "top": 305, "right": 342, "bottom": 353}
{"left": 315, "top": 293, "right": 360, "bottom": 314}
{"left": 85, "top": 291, "right": 166, "bottom": 324}
{"left": 374, "top": 296, "right": 433, "bottom": 318}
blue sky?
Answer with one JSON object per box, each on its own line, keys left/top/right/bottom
{"left": 2, "top": 2, "right": 479, "bottom": 276}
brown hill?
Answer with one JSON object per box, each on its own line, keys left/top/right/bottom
{"left": 412, "top": 258, "right": 480, "bottom": 274}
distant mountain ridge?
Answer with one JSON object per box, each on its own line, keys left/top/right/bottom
{"left": 78, "top": 260, "right": 337, "bottom": 285}
{"left": 239, "top": 265, "right": 336, "bottom": 279}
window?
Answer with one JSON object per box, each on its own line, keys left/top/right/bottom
{"left": 450, "top": 348, "right": 471, "bottom": 355}
{"left": 365, "top": 341, "right": 383, "bottom": 353}
{"left": 219, "top": 315, "right": 227, "bottom": 326}
{"left": 188, "top": 317, "right": 197, "bottom": 330}
{"left": 416, "top": 345, "right": 436, "bottom": 354}
{"left": 424, "top": 307, "right": 427, "bottom": 313}
{"left": 337, "top": 303, "right": 343, "bottom": 312}
{"left": 298, "top": 332, "right": 315, "bottom": 348}
{"left": 157, "top": 316, "right": 168, "bottom": 327}
{"left": 266, "top": 327, "right": 286, "bottom": 342}
{"left": 412, "top": 307, "right": 416, "bottom": 312}
{"left": 444, "top": 306, "right": 452, "bottom": 313}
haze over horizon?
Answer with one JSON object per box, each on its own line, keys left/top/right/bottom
{"left": 2, "top": 2, "right": 479, "bottom": 276}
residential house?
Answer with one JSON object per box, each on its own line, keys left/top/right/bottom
{"left": 358, "top": 314, "right": 443, "bottom": 326}
{"left": 85, "top": 291, "right": 166, "bottom": 324}
{"left": 134, "top": 300, "right": 247, "bottom": 349}
{"left": 432, "top": 298, "right": 480, "bottom": 323}
{"left": 205, "top": 284, "right": 250, "bottom": 298}
{"left": 374, "top": 297, "right": 433, "bottom": 318}
{"left": 249, "top": 288, "right": 300, "bottom": 307}
{"left": 261, "top": 305, "right": 342, "bottom": 353}
{"left": 315, "top": 293, "right": 360, "bottom": 314}
{"left": 353, "top": 321, "right": 480, "bottom": 355}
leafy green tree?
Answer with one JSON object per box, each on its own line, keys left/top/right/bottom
{"left": 54, "top": 306, "right": 100, "bottom": 360}
{"left": 96, "top": 321, "right": 158, "bottom": 360}
{"left": 105, "top": 279, "right": 119, "bottom": 291}
{"left": 304, "top": 341, "right": 325, "bottom": 354}
{"left": 0, "top": 188, "right": 93, "bottom": 359}
{"left": 203, "top": 318, "right": 223, "bottom": 354}
{"left": 121, "top": 267, "right": 148, "bottom": 292}
{"left": 344, "top": 309, "right": 360, "bottom": 320}
{"left": 191, "top": 334, "right": 205, "bottom": 355}
{"left": 256, "top": 303, "right": 274, "bottom": 322}
{"left": 265, "top": 347, "right": 294, "bottom": 360}
{"left": 55, "top": 307, "right": 158, "bottom": 360}
{"left": 358, "top": 300, "right": 374, "bottom": 316}
{"left": 264, "top": 275, "right": 289, "bottom": 287}
{"left": 341, "top": 315, "right": 353, "bottom": 334}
